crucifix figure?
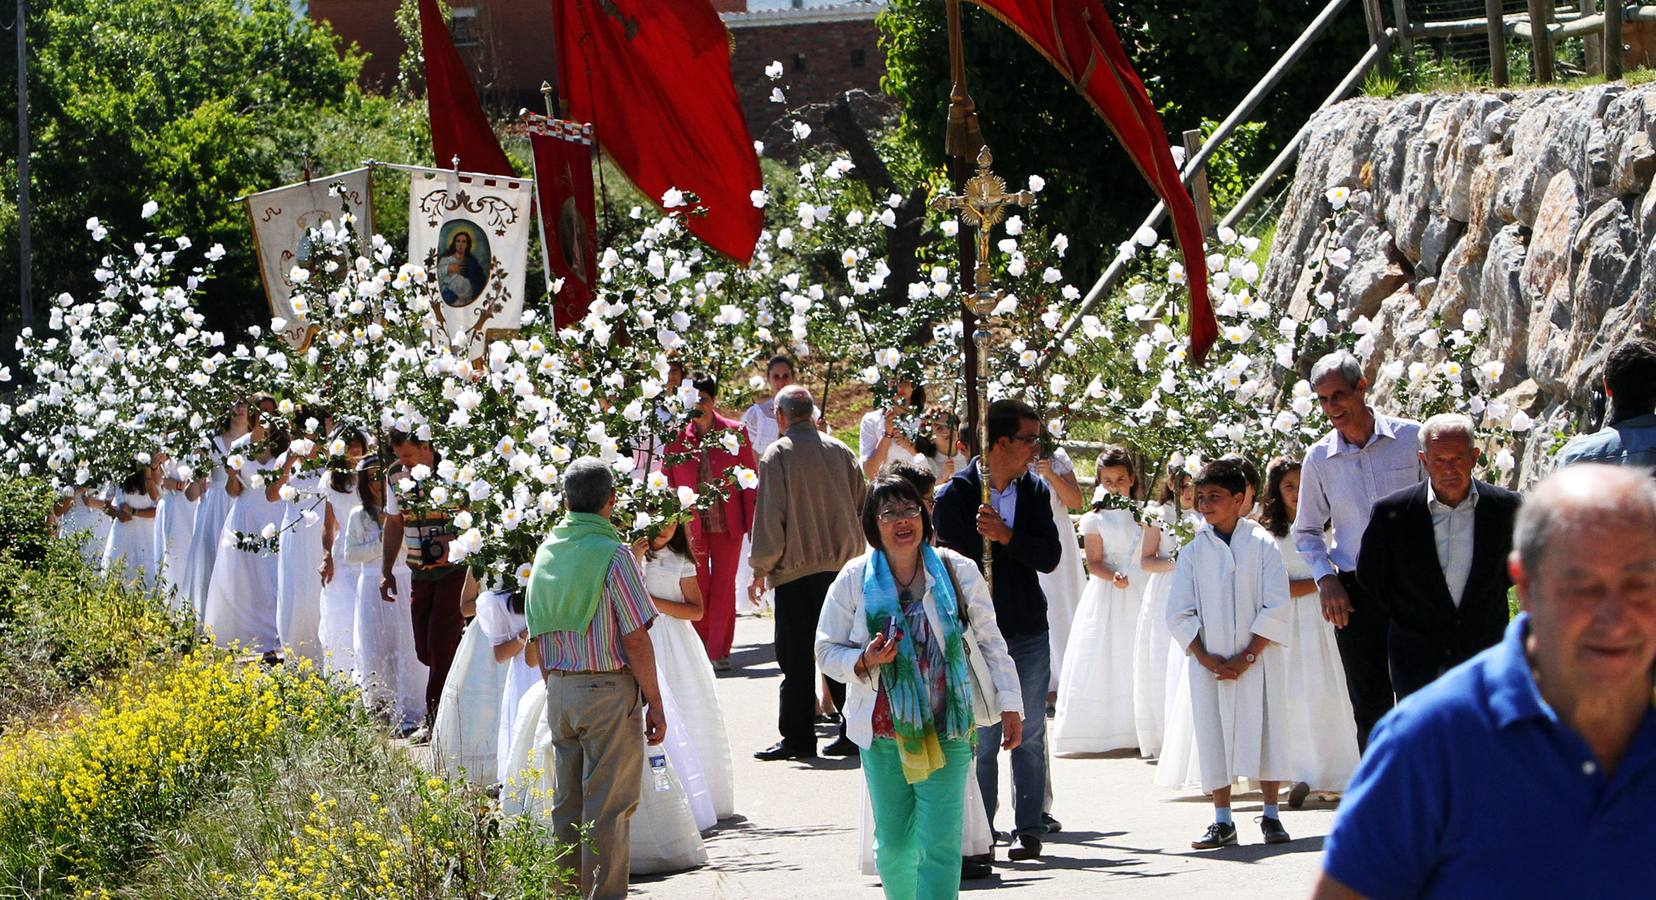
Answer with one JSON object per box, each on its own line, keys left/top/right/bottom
{"left": 932, "top": 145, "right": 1036, "bottom": 311}
{"left": 930, "top": 143, "right": 1033, "bottom": 589}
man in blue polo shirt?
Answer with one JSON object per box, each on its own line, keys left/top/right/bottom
{"left": 1314, "top": 464, "right": 1656, "bottom": 899}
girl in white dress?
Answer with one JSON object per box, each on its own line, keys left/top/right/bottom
{"left": 274, "top": 410, "right": 331, "bottom": 665}
{"left": 1053, "top": 453, "right": 1146, "bottom": 755}
{"left": 1036, "top": 445, "right": 1086, "bottom": 698}
{"left": 53, "top": 487, "right": 103, "bottom": 563}
{"left": 430, "top": 586, "right": 533, "bottom": 785}
{"left": 1261, "top": 458, "right": 1358, "bottom": 799}
{"left": 502, "top": 681, "right": 708, "bottom": 874}
{"left": 644, "top": 523, "right": 735, "bottom": 822}
{"left": 347, "top": 461, "right": 427, "bottom": 732}
{"left": 179, "top": 401, "right": 252, "bottom": 619}
{"left": 102, "top": 460, "right": 162, "bottom": 589}
{"left": 155, "top": 456, "right": 199, "bottom": 603}
{"left": 857, "top": 380, "right": 926, "bottom": 479}
{"left": 202, "top": 414, "right": 287, "bottom": 655}
{"left": 1135, "top": 471, "right": 1192, "bottom": 759}
{"left": 318, "top": 427, "right": 368, "bottom": 677}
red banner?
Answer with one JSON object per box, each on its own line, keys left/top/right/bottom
{"left": 529, "top": 119, "right": 599, "bottom": 328}
{"left": 967, "top": 0, "right": 1217, "bottom": 363}
{"left": 418, "top": 0, "right": 517, "bottom": 177}
{"left": 552, "top": 0, "right": 763, "bottom": 264}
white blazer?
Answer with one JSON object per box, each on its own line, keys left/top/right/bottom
{"left": 816, "top": 547, "right": 1025, "bottom": 749}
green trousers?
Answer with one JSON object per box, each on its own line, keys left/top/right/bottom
{"left": 863, "top": 736, "right": 971, "bottom": 900}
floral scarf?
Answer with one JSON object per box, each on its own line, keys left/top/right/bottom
{"left": 864, "top": 545, "right": 974, "bottom": 784}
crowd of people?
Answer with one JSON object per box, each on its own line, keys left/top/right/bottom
{"left": 47, "top": 333, "right": 1656, "bottom": 899}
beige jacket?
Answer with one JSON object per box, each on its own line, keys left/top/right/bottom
{"left": 749, "top": 423, "right": 867, "bottom": 588}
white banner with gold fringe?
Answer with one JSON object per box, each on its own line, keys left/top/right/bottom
{"left": 405, "top": 166, "right": 534, "bottom": 358}
{"left": 244, "top": 168, "right": 375, "bottom": 348}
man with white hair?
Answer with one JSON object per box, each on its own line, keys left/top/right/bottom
{"left": 1293, "top": 351, "right": 1422, "bottom": 749}
{"left": 1315, "top": 464, "right": 1656, "bottom": 899}
{"left": 1356, "top": 413, "right": 1522, "bottom": 699}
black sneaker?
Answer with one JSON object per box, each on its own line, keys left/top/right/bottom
{"left": 1191, "top": 821, "right": 1237, "bottom": 850}
{"left": 1288, "top": 781, "right": 1311, "bottom": 810}
{"left": 822, "top": 736, "right": 860, "bottom": 757}
{"left": 1006, "top": 833, "right": 1043, "bottom": 860}
{"left": 1258, "top": 815, "right": 1291, "bottom": 844}
{"left": 961, "top": 853, "right": 993, "bottom": 879}
{"left": 753, "top": 741, "right": 816, "bottom": 761}
{"left": 1040, "top": 812, "right": 1062, "bottom": 834}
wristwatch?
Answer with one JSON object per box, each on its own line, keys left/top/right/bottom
{"left": 1244, "top": 652, "right": 1257, "bottom": 664}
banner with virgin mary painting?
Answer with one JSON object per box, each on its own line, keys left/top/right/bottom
{"left": 405, "top": 166, "right": 534, "bottom": 357}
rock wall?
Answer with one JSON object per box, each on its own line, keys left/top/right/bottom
{"left": 1262, "top": 83, "right": 1656, "bottom": 483}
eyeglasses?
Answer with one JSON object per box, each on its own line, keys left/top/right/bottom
{"left": 1010, "top": 432, "right": 1041, "bottom": 445}
{"left": 877, "top": 505, "right": 923, "bottom": 523}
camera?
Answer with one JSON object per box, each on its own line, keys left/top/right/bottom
{"left": 419, "top": 538, "right": 443, "bottom": 566}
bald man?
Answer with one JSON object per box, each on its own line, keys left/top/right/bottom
{"left": 1316, "top": 464, "right": 1656, "bottom": 899}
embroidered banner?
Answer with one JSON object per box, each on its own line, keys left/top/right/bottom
{"left": 244, "top": 168, "right": 375, "bottom": 348}
{"left": 527, "top": 116, "right": 597, "bottom": 329}
{"left": 405, "top": 166, "right": 534, "bottom": 357}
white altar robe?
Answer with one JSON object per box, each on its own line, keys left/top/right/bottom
{"left": 1165, "top": 519, "right": 1294, "bottom": 793}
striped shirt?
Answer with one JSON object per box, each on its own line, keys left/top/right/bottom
{"left": 536, "top": 546, "right": 658, "bottom": 673}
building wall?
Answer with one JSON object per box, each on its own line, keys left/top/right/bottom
{"left": 309, "top": 1, "right": 887, "bottom": 135}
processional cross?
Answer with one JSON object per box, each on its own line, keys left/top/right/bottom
{"left": 931, "top": 144, "right": 1033, "bottom": 588}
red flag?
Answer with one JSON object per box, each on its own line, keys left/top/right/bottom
{"left": 966, "top": 0, "right": 1216, "bottom": 363}
{"left": 418, "top": 0, "right": 517, "bottom": 177}
{"left": 528, "top": 118, "right": 599, "bottom": 328}
{"left": 553, "top": 0, "right": 763, "bottom": 263}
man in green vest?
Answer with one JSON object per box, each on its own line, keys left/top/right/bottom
{"left": 527, "top": 457, "right": 665, "bottom": 900}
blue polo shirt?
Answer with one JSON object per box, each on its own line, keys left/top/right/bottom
{"left": 1323, "top": 613, "right": 1656, "bottom": 899}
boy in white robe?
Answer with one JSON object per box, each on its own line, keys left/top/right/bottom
{"left": 1166, "top": 458, "right": 1295, "bottom": 849}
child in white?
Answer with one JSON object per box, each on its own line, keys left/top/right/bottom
{"left": 1052, "top": 451, "right": 1144, "bottom": 755}
{"left": 1165, "top": 459, "right": 1294, "bottom": 849}
{"left": 1134, "top": 471, "right": 1192, "bottom": 758}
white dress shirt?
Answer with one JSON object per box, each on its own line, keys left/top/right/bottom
{"left": 1427, "top": 480, "right": 1479, "bottom": 607}
{"left": 858, "top": 410, "right": 922, "bottom": 467}
{"left": 1292, "top": 412, "right": 1424, "bottom": 582}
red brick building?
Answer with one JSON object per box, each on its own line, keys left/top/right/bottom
{"left": 308, "top": 1, "right": 886, "bottom": 136}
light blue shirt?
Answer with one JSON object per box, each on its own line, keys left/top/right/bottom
{"left": 1554, "top": 413, "right": 1656, "bottom": 471}
{"left": 1292, "top": 412, "right": 1423, "bottom": 582}
{"left": 988, "top": 476, "right": 1017, "bottom": 527}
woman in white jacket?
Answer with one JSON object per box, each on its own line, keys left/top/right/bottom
{"left": 816, "top": 475, "right": 1024, "bottom": 900}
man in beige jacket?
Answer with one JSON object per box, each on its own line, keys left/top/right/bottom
{"left": 750, "top": 385, "right": 868, "bottom": 760}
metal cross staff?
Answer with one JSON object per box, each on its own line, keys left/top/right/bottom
{"left": 932, "top": 145, "right": 1034, "bottom": 589}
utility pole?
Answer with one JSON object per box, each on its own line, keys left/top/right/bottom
{"left": 15, "top": 0, "right": 32, "bottom": 332}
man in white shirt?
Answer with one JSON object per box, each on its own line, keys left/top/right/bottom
{"left": 1356, "top": 414, "right": 1522, "bottom": 699}
{"left": 1291, "top": 351, "right": 1422, "bottom": 749}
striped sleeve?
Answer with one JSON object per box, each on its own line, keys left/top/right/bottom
{"left": 606, "top": 547, "right": 658, "bottom": 636}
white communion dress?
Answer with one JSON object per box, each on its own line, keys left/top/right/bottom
{"left": 347, "top": 508, "right": 428, "bottom": 729}
{"left": 1038, "top": 448, "right": 1087, "bottom": 695}
{"left": 431, "top": 613, "right": 509, "bottom": 785}
{"left": 155, "top": 463, "right": 197, "bottom": 603}
{"left": 275, "top": 469, "right": 327, "bottom": 665}
{"left": 502, "top": 678, "right": 708, "bottom": 875}
{"left": 62, "top": 489, "right": 116, "bottom": 571}
{"left": 318, "top": 480, "right": 362, "bottom": 676}
{"left": 645, "top": 550, "right": 736, "bottom": 820}
{"left": 101, "top": 490, "right": 160, "bottom": 590}
{"left": 1051, "top": 508, "right": 1145, "bottom": 755}
{"left": 202, "top": 446, "right": 284, "bottom": 654}
{"left": 179, "top": 435, "right": 237, "bottom": 619}
{"left": 1276, "top": 533, "right": 1360, "bottom": 792}
{"left": 1133, "top": 505, "right": 1192, "bottom": 759}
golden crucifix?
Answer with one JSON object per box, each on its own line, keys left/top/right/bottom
{"left": 930, "top": 143, "right": 1033, "bottom": 589}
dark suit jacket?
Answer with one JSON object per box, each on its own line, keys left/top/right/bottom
{"left": 932, "top": 459, "right": 1062, "bottom": 640}
{"left": 1357, "top": 478, "right": 1521, "bottom": 698}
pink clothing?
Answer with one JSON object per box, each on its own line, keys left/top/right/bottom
{"left": 665, "top": 412, "right": 757, "bottom": 661}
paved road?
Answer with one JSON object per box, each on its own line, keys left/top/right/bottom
{"left": 632, "top": 614, "right": 1337, "bottom": 899}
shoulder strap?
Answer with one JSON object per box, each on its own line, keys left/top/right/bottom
{"left": 940, "top": 551, "right": 970, "bottom": 628}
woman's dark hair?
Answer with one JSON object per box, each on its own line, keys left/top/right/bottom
{"left": 120, "top": 463, "right": 148, "bottom": 495}
{"left": 906, "top": 383, "right": 927, "bottom": 410}
{"left": 691, "top": 372, "right": 719, "bottom": 399}
{"left": 356, "top": 461, "right": 385, "bottom": 523}
{"left": 1260, "top": 457, "right": 1303, "bottom": 538}
{"left": 328, "top": 426, "right": 369, "bottom": 494}
{"left": 1157, "top": 469, "right": 1192, "bottom": 505}
{"left": 766, "top": 355, "right": 795, "bottom": 375}
{"left": 1095, "top": 445, "right": 1137, "bottom": 504}
{"left": 880, "top": 460, "right": 937, "bottom": 502}
{"left": 861, "top": 475, "right": 934, "bottom": 548}
{"left": 215, "top": 400, "right": 247, "bottom": 436}
{"left": 386, "top": 428, "right": 424, "bottom": 449}
{"left": 913, "top": 433, "right": 939, "bottom": 459}
{"left": 295, "top": 403, "right": 331, "bottom": 439}
{"left": 648, "top": 523, "right": 695, "bottom": 563}
{"left": 1605, "top": 336, "right": 1656, "bottom": 418}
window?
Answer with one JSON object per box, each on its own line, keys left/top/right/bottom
{"left": 851, "top": 48, "right": 866, "bottom": 69}
{"left": 793, "top": 52, "right": 807, "bottom": 73}
{"left": 450, "top": 7, "right": 480, "bottom": 47}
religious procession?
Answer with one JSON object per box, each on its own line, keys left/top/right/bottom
{"left": 2, "top": 1, "right": 1654, "bottom": 898}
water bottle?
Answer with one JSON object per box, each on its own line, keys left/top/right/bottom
{"left": 649, "top": 750, "right": 671, "bottom": 792}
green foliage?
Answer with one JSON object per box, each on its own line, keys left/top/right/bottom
{"left": 1362, "top": 69, "right": 1403, "bottom": 99}
{"left": 0, "top": 477, "right": 59, "bottom": 565}
{"left": 878, "top": 0, "right": 1368, "bottom": 284}
{"left": 0, "top": 0, "right": 394, "bottom": 342}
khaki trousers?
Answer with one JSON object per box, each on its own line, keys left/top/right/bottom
{"left": 547, "top": 669, "right": 644, "bottom": 900}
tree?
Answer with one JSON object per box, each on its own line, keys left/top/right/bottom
{"left": 0, "top": 0, "right": 379, "bottom": 344}
{"left": 878, "top": 0, "right": 1369, "bottom": 284}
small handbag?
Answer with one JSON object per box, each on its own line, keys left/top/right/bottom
{"left": 943, "top": 557, "right": 1001, "bottom": 728}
